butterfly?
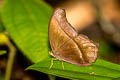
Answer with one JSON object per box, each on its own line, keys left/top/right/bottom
{"left": 49, "top": 8, "right": 98, "bottom": 66}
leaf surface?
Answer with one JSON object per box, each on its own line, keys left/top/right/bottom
{"left": 27, "top": 59, "right": 120, "bottom": 80}
{"left": 1, "top": 0, "right": 52, "bottom": 63}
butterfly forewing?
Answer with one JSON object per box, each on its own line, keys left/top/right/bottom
{"left": 49, "top": 11, "right": 70, "bottom": 53}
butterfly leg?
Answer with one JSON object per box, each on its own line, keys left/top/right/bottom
{"left": 49, "top": 58, "right": 57, "bottom": 69}
{"left": 49, "top": 58, "right": 53, "bottom": 69}
{"left": 61, "top": 61, "right": 64, "bottom": 70}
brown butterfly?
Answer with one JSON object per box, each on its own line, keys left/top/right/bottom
{"left": 49, "top": 8, "right": 98, "bottom": 66}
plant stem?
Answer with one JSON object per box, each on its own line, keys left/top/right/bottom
{"left": 48, "top": 75, "right": 56, "bottom": 80}
{"left": 4, "top": 40, "right": 16, "bottom": 80}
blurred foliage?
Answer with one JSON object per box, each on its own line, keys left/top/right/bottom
{"left": 0, "top": 50, "right": 6, "bottom": 56}
{"left": 0, "top": 13, "right": 4, "bottom": 32}
{"left": 48, "top": 75, "right": 56, "bottom": 80}
{"left": 98, "top": 40, "right": 114, "bottom": 57}
{"left": 0, "top": 33, "right": 9, "bottom": 45}
{"left": 0, "top": 75, "right": 4, "bottom": 80}
{"left": 0, "top": 71, "right": 4, "bottom": 80}
{"left": 1, "top": 0, "right": 120, "bottom": 80}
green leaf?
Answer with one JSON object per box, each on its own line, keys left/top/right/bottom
{"left": 1, "top": 0, "right": 52, "bottom": 63}
{"left": 27, "top": 59, "right": 120, "bottom": 80}
{"left": 0, "top": 50, "right": 7, "bottom": 55}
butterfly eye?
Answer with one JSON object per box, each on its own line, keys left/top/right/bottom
{"left": 49, "top": 8, "right": 98, "bottom": 66}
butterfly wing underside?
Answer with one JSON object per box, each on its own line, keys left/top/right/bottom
{"left": 49, "top": 8, "right": 98, "bottom": 66}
